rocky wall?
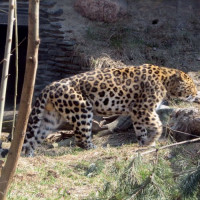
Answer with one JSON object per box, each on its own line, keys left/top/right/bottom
{"left": 0, "top": 1, "right": 89, "bottom": 100}
{"left": 35, "top": 0, "right": 88, "bottom": 97}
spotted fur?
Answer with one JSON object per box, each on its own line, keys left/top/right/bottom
{"left": 0, "top": 64, "right": 197, "bottom": 157}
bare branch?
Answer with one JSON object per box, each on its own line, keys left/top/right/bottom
{"left": 134, "top": 137, "right": 200, "bottom": 158}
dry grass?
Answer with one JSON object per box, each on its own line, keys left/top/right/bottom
{"left": 6, "top": 144, "right": 138, "bottom": 200}
{"left": 2, "top": 132, "right": 200, "bottom": 199}
{"left": 89, "top": 55, "right": 126, "bottom": 70}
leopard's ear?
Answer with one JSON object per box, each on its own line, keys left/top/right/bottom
{"left": 170, "top": 71, "right": 183, "bottom": 82}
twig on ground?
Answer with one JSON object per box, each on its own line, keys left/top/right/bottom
{"left": 134, "top": 137, "right": 200, "bottom": 158}
{"left": 165, "top": 126, "right": 200, "bottom": 138}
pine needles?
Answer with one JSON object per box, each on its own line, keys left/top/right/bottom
{"left": 92, "top": 154, "right": 178, "bottom": 200}
{"left": 85, "top": 143, "right": 200, "bottom": 200}
{"left": 180, "top": 166, "right": 200, "bottom": 198}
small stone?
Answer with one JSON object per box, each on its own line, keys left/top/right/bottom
{"left": 196, "top": 56, "right": 200, "bottom": 61}
{"left": 153, "top": 47, "right": 157, "bottom": 51}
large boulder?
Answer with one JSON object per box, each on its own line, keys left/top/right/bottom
{"left": 74, "top": 0, "right": 127, "bottom": 22}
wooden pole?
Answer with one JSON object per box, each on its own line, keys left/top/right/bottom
{"left": 0, "top": 0, "right": 40, "bottom": 199}
{"left": 11, "top": 0, "right": 19, "bottom": 139}
{"left": 0, "top": 0, "right": 15, "bottom": 137}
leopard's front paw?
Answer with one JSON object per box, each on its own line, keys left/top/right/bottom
{"left": 76, "top": 142, "right": 96, "bottom": 150}
{"left": 137, "top": 134, "right": 156, "bottom": 147}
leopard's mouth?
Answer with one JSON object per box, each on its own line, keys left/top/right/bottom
{"left": 185, "top": 92, "right": 200, "bottom": 103}
{"left": 192, "top": 91, "right": 200, "bottom": 104}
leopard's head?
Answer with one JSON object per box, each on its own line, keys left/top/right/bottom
{"left": 167, "top": 70, "right": 197, "bottom": 101}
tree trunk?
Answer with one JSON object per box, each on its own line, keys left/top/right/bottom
{"left": 0, "top": 0, "right": 40, "bottom": 199}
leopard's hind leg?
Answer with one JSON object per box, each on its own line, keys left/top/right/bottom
{"left": 51, "top": 89, "right": 96, "bottom": 149}
{"left": 73, "top": 108, "right": 95, "bottom": 149}
{"left": 23, "top": 102, "right": 65, "bottom": 156}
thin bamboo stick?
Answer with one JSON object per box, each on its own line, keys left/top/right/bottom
{"left": 0, "top": 0, "right": 15, "bottom": 137}
{"left": 11, "top": 0, "right": 18, "bottom": 139}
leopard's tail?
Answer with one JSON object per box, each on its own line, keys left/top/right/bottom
{"left": 0, "top": 141, "right": 9, "bottom": 158}
{"left": 0, "top": 86, "right": 51, "bottom": 158}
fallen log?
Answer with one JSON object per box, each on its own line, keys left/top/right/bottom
{"left": 169, "top": 107, "right": 200, "bottom": 141}
{"left": 3, "top": 107, "right": 200, "bottom": 144}
{"left": 2, "top": 111, "right": 18, "bottom": 133}
{"left": 95, "top": 106, "right": 200, "bottom": 142}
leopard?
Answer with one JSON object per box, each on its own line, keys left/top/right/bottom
{"left": 0, "top": 64, "right": 197, "bottom": 157}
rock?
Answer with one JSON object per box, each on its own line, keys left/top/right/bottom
{"left": 74, "top": 0, "right": 127, "bottom": 23}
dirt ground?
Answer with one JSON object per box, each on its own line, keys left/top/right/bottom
{"left": 57, "top": 0, "right": 200, "bottom": 73}
{"left": 54, "top": 0, "right": 200, "bottom": 92}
